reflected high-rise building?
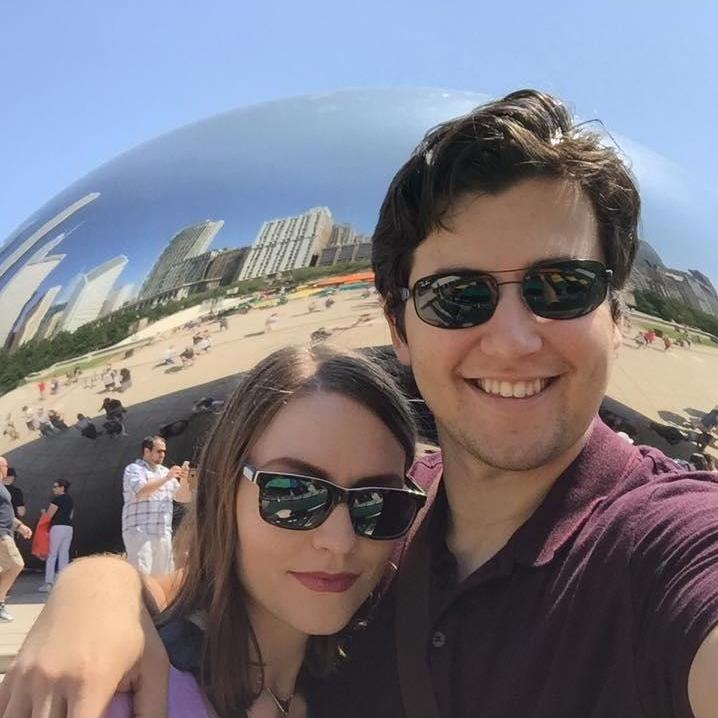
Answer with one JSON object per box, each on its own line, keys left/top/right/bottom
{"left": 239, "top": 207, "right": 333, "bottom": 280}
{"left": 59, "top": 255, "right": 128, "bottom": 333}
{"left": 10, "top": 285, "right": 62, "bottom": 348}
{"left": 627, "top": 241, "right": 718, "bottom": 316}
{"left": 0, "top": 234, "right": 67, "bottom": 346}
{"left": 140, "top": 220, "right": 224, "bottom": 299}
{"left": 206, "top": 247, "right": 249, "bottom": 285}
{"left": 100, "top": 283, "right": 136, "bottom": 317}
{"left": 0, "top": 193, "right": 98, "bottom": 281}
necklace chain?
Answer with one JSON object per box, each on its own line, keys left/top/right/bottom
{"left": 266, "top": 686, "right": 293, "bottom": 716}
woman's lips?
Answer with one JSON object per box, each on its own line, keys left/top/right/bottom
{"left": 289, "top": 571, "right": 359, "bottom": 593}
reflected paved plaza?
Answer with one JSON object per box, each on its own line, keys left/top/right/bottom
{"left": 0, "top": 288, "right": 716, "bottom": 459}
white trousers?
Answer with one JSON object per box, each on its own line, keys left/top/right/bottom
{"left": 122, "top": 530, "right": 174, "bottom": 576}
{"left": 45, "top": 525, "right": 73, "bottom": 584}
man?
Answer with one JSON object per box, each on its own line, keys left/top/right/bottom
{"left": 121, "top": 435, "right": 191, "bottom": 576}
{"left": 0, "top": 457, "right": 32, "bottom": 622}
{"left": 3, "top": 90, "right": 718, "bottom": 717}
{"left": 2, "top": 467, "right": 26, "bottom": 519}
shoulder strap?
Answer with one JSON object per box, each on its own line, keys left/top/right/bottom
{"left": 395, "top": 480, "right": 442, "bottom": 718}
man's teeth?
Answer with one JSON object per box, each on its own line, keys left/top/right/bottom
{"left": 475, "top": 378, "right": 550, "bottom": 398}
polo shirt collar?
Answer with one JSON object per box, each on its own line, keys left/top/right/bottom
{"left": 508, "top": 417, "right": 639, "bottom": 567}
{"left": 424, "top": 417, "right": 642, "bottom": 578}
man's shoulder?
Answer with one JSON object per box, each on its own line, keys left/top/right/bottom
{"left": 593, "top": 444, "right": 718, "bottom": 546}
{"left": 124, "top": 459, "right": 145, "bottom": 473}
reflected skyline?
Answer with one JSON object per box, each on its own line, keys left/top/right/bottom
{"left": 0, "top": 89, "right": 716, "bottom": 347}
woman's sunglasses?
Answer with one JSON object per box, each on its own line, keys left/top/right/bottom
{"left": 242, "top": 465, "right": 427, "bottom": 540}
{"left": 399, "top": 259, "right": 613, "bottom": 329}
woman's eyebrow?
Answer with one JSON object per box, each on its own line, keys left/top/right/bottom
{"left": 259, "top": 460, "right": 405, "bottom": 488}
{"left": 260, "top": 457, "right": 330, "bottom": 479}
{"left": 352, "top": 473, "right": 405, "bottom": 489}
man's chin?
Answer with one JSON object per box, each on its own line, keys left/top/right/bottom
{"left": 446, "top": 424, "right": 578, "bottom": 473}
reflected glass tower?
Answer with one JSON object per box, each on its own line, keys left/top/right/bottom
{"left": 0, "top": 235, "right": 67, "bottom": 346}
{"left": 140, "top": 220, "right": 224, "bottom": 298}
{"left": 59, "top": 255, "right": 129, "bottom": 333}
{"left": 239, "top": 206, "right": 333, "bottom": 280}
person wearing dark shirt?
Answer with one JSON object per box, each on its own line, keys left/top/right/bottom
{"left": 6, "top": 90, "right": 718, "bottom": 717}
{"left": 2, "top": 468, "right": 25, "bottom": 519}
{"left": 0, "top": 456, "right": 32, "bottom": 622}
{"left": 100, "top": 397, "right": 128, "bottom": 437}
{"left": 38, "top": 479, "right": 74, "bottom": 593}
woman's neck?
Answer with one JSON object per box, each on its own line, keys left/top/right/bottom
{"left": 248, "top": 600, "right": 309, "bottom": 702}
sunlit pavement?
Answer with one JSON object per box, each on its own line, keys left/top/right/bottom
{"left": 0, "top": 572, "right": 47, "bottom": 673}
{"left": 0, "top": 293, "right": 715, "bottom": 664}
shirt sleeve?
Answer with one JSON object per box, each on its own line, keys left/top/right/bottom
{"left": 15, "top": 488, "right": 24, "bottom": 505}
{"left": 123, "top": 463, "right": 147, "bottom": 496}
{"left": 630, "top": 477, "right": 718, "bottom": 718}
{"left": 102, "top": 693, "right": 134, "bottom": 718}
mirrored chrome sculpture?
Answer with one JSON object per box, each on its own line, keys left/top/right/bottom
{"left": 0, "top": 89, "right": 715, "bottom": 556}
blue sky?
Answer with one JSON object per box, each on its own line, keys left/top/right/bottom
{"left": 1, "top": 0, "right": 717, "bottom": 283}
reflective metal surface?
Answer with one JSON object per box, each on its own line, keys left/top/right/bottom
{"left": 0, "top": 88, "right": 715, "bottom": 557}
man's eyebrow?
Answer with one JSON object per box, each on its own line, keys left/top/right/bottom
{"left": 429, "top": 256, "right": 585, "bottom": 275}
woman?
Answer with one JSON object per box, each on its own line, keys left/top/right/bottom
{"left": 9, "top": 345, "right": 424, "bottom": 717}
{"left": 38, "top": 479, "right": 74, "bottom": 593}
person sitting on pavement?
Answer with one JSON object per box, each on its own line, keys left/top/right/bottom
{"left": 75, "top": 413, "right": 101, "bottom": 440}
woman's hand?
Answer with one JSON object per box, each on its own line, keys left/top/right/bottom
{"left": 0, "top": 556, "right": 170, "bottom": 718}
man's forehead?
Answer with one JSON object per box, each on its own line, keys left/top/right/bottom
{"left": 412, "top": 180, "right": 601, "bottom": 275}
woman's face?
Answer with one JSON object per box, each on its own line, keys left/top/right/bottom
{"left": 236, "top": 391, "right": 408, "bottom": 636}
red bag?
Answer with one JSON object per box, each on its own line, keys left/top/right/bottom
{"left": 31, "top": 512, "right": 51, "bottom": 561}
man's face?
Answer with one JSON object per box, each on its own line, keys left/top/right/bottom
{"left": 144, "top": 441, "right": 167, "bottom": 466}
{"left": 390, "top": 178, "right": 622, "bottom": 471}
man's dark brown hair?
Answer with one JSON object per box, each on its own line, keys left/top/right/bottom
{"left": 372, "top": 89, "right": 641, "bottom": 337}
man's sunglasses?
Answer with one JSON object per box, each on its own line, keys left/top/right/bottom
{"left": 242, "top": 465, "right": 427, "bottom": 540}
{"left": 399, "top": 259, "right": 613, "bottom": 329}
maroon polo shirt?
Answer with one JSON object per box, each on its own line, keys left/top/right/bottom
{"left": 308, "top": 419, "right": 718, "bottom": 718}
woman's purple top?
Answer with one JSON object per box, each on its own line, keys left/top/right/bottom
{"left": 104, "top": 667, "right": 210, "bottom": 718}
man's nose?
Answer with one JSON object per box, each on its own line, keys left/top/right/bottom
{"left": 478, "top": 283, "right": 543, "bottom": 359}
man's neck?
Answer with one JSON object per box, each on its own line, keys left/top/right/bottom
{"left": 439, "top": 426, "right": 592, "bottom": 581}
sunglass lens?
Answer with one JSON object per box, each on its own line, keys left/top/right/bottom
{"left": 524, "top": 262, "right": 608, "bottom": 319}
{"left": 259, "top": 474, "right": 331, "bottom": 529}
{"left": 349, "top": 489, "right": 418, "bottom": 539}
{"left": 414, "top": 275, "right": 496, "bottom": 328}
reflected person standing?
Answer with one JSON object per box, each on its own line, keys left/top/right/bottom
{"left": 38, "top": 480, "right": 74, "bottom": 593}
{"left": 122, "top": 436, "right": 191, "bottom": 576}
{"left": 0, "top": 457, "right": 31, "bottom": 621}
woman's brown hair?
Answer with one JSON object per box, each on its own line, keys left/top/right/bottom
{"left": 161, "top": 344, "right": 417, "bottom": 717}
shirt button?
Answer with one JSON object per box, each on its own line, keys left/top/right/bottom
{"left": 431, "top": 631, "right": 446, "bottom": 648}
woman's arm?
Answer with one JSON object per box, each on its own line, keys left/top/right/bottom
{"left": 0, "top": 556, "right": 178, "bottom": 718}
{"left": 44, "top": 503, "right": 58, "bottom": 520}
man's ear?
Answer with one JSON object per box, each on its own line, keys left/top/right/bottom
{"left": 385, "top": 310, "right": 411, "bottom": 367}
